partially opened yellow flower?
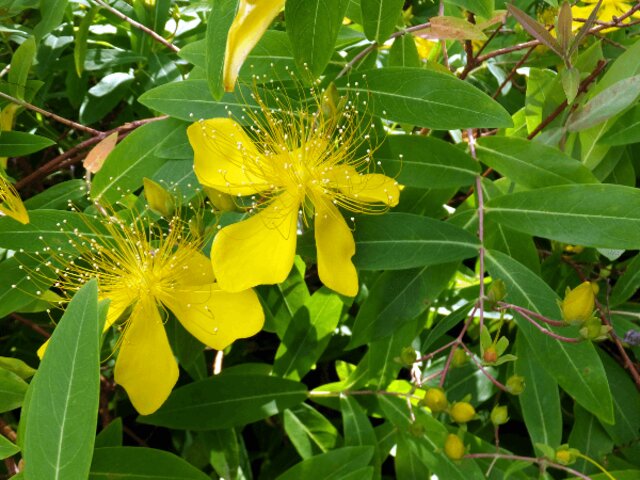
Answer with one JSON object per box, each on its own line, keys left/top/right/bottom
{"left": 572, "top": 0, "right": 640, "bottom": 32}
{"left": 188, "top": 88, "right": 402, "bottom": 297}
{"left": 224, "top": 0, "right": 285, "bottom": 92}
{"left": 39, "top": 210, "right": 264, "bottom": 414}
{"left": 0, "top": 175, "right": 29, "bottom": 224}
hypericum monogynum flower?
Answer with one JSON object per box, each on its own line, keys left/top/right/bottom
{"left": 188, "top": 86, "right": 402, "bottom": 297}
{"left": 38, "top": 209, "right": 264, "bottom": 414}
{"left": 0, "top": 175, "right": 28, "bottom": 224}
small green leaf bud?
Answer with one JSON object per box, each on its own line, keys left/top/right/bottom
{"left": 579, "top": 317, "right": 612, "bottom": 341}
{"left": 506, "top": 375, "right": 525, "bottom": 395}
{"left": 487, "top": 279, "right": 507, "bottom": 306}
{"left": 421, "top": 387, "right": 448, "bottom": 413}
{"left": 554, "top": 445, "right": 579, "bottom": 465}
{"left": 450, "top": 401, "right": 476, "bottom": 423}
{"left": 444, "top": 434, "right": 465, "bottom": 460}
{"left": 490, "top": 405, "right": 509, "bottom": 426}
{"left": 399, "top": 346, "right": 418, "bottom": 365}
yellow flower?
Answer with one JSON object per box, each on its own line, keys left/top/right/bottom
{"left": 39, "top": 210, "right": 264, "bottom": 414}
{"left": 224, "top": 0, "right": 285, "bottom": 92}
{"left": 572, "top": 0, "right": 640, "bottom": 32}
{"left": 188, "top": 88, "right": 402, "bottom": 297}
{"left": 413, "top": 36, "right": 436, "bottom": 61}
{"left": 560, "top": 281, "right": 595, "bottom": 324}
{"left": 0, "top": 175, "right": 29, "bottom": 224}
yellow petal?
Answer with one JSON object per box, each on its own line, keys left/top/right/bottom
{"left": 162, "top": 284, "right": 264, "bottom": 350}
{"left": 171, "top": 250, "right": 216, "bottom": 286}
{"left": 223, "top": 0, "right": 286, "bottom": 92}
{"left": 325, "top": 165, "right": 402, "bottom": 207}
{"left": 114, "top": 297, "right": 178, "bottom": 415}
{"left": 188, "top": 118, "right": 270, "bottom": 196}
{"left": 211, "top": 193, "right": 299, "bottom": 292}
{"left": 0, "top": 176, "right": 29, "bottom": 224}
{"left": 314, "top": 198, "right": 358, "bottom": 296}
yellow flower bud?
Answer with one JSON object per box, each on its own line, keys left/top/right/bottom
{"left": 490, "top": 405, "right": 509, "bottom": 426}
{"left": 399, "top": 346, "right": 418, "bottom": 365}
{"left": 444, "top": 434, "right": 465, "bottom": 460}
{"left": 450, "top": 402, "right": 476, "bottom": 423}
{"left": 561, "top": 281, "right": 595, "bottom": 324}
{"left": 506, "top": 375, "right": 525, "bottom": 395}
{"left": 554, "top": 446, "right": 579, "bottom": 465}
{"left": 421, "top": 388, "right": 448, "bottom": 413}
{"left": 451, "top": 348, "right": 467, "bottom": 368}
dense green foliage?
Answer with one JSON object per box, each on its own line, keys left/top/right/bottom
{"left": 1, "top": 0, "right": 640, "bottom": 479}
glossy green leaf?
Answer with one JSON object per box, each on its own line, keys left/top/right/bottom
{"left": 395, "top": 434, "right": 430, "bottom": 479}
{"left": 275, "top": 446, "right": 374, "bottom": 480}
{"left": 273, "top": 287, "right": 343, "bottom": 379}
{"left": 378, "top": 135, "right": 480, "bottom": 188}
{"left": 205, "top": 0, "right": 237, "bottom": 100}
{"left": 599, "top": 104, "right": 640, "bottom": 146}
{"left": 361, "top": 0, "right": 403, "bottom": 43}
{"left": 0, "top": 131, "right": 55, "bottom": 156}
{"left": 445, "top": 0, "right": 493, "bottom": 18}
{"left": 476, "top": 137, "right": 597, "bottom": 188}
{"left": 22, "top": 280, "right": 102, "bottom": 480}
{"left": 515, "top": 333, "right": 562, "bottom": 448}
{"left": 610, "top": 253, "right": 640, "bottom": 306}
{"left": 485, "top": 185, "right": 640, "bottom": 249}
{"left": 0, "top": 434, "right": 19, "bottom": 460}
{"left": 0, "top": 253, "right": 55, "bottom": 319}
{"left": 73, "top": 6, "right": 96, "bottom": 76}
{"left": 34, "top": 0, "right": 69, "bottom": 40}
{"left": 0, "top": 367, "right": 27, "bottom": 413}
{"left": 140, "top": 374, "right": 308, "bottom": 430}
{"left": 568, "top": 75, "right": 640, "bottom": 132}
{"left": 285, "top": 0, "right": 348, "bottom": 78}
{"left": 94, "top": 418, "right": 123, "bottom": 449}
{"left": 9, "top": 36, "right": 36, "bottom": 99}
{"left": 0, "top": 357, "right": 35, "bottom": 380}
{"left": 568, "top": 404, "right": 613, "bottom": 474}
{"left": 349, "top": 262, "right": 456, "bottom": 347}
{"left": 92, "top": 118, "right": 183, "bottom": 203}
{"left": 0, "top": 210, "right": 109, "bottom": 253}
{"left": 486, "top": 250, "right": 614, "bottom": 423}
{"left": 336, "top": 68, "right": 513, "bottom": 129}
{"left": 388, "top": 34, "right": 420, "bottom": 67}
{"left": 24, "top": 179, "right": 88, "bottom": 210}
{"left": 284, "top": 404, "right": 340, "bottom": 458}
{"left": 353, "top": 213, "right": 479, "bottom": 270}
{"left": 138, "top": 80, "right": 259, "bottom": 122}
{"left": 89, "top": 447, "right": 211, "bottom": 480}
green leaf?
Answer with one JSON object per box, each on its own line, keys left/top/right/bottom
{"left": 91, "top": 118, "right": 184, "bottom": 203}
{"left": 140, "top": 374, "right": 308, "bottom": 430}
{"left": 388, "top": 34, "right": 420, "bottom": 67}
{"left": 34, "top": 0, "right": 69, "bottom": 40}
{"left": 485, "top": 184, "right": 640, "bottom": 249}
{"left": 89, "top": 447, "right": 211, "bottom": 480}
{"left": 285, "top": 0, "right": 348, "bottom": 78}
{"left": 0, "top": 210, "right": 109, "bottom": 254}
{"left": 8, "top": 36, "right": 36, "bottom": 99}
{"left": 205, "top": 0, "right": 237, "bottom": 100}
{"left": 73, "top": 6, "right": 96, "bottom": 76}
{"left": 0, "top": 367, "right": 28, "bottom": 413}
{"left": 0, "top": 253, "right": 55, "bottom": 319}
{"left": 22, "top": 279, "right": 102, "bottom": 480}
{"left": 275, "top": 446, "right": 374, "bottom": 480}
{"left": 597, "top": 351, "right": 640, "bottom": 445}
{"left": 395, "top": 434, "right": 430, "bottom": 479}
{"left": 599, "top": 104, "right": 640, "bottom": 146}
{"left": 95, "top": 418, "right": 123, "bottom": 449}
{"left": 273, "top": 287, "right": 343, "bottom": 380}
{"left": 444, "top": 0, "right": 493, "bottom": 19}
{"left": 340, "top": 396, "right": 378, "bottom": 472}
{"left": 336, "top": 68, "right": 513, "bottom": 129}
{"left": 568, "top": 75, "right": 640, "bottom": 131}
{"left": 352, "top": 213, "right": 479, "bottom": 270}
{"left": 379, "top": 135, "right": 480, "bottom": 188}
{"left": 349, "top": 263, "right": 456, "bottom": 347}
{"left": 485, "top": 250, "right": 614, "bottom": 424}
{"left": 138, "top": 80, "right": 259, "bottom": 122}
{"left": 515, "top": 333, "right": 562, "bottom": 448}
{"left": 568, "top": 404, "right": 613, "bottom": 474}
{"left": 0, "top": 434, "right": 19, "bottom": 460}
{"left": 610, "top": 253, "right": 640, "bottom": 306}
{"left": 360, "top": 0, "right": 403, "bottom": 43}
{"left": 284, "top": 404, "right": 340, "bottom": 458}
{"left": 0, "top": 356, "right": 36, "bottom": 380}
{"left": 24, "top": 179, "right": 88, "bottom": 210}
{"left": 507, "top": 4, "right": 561, "bottom": 56}
{"left": 476, "top": 137, "right": 597, "bottom": 188}
{"left": 0, "top": 131, "right": 55, "bottom": 156}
